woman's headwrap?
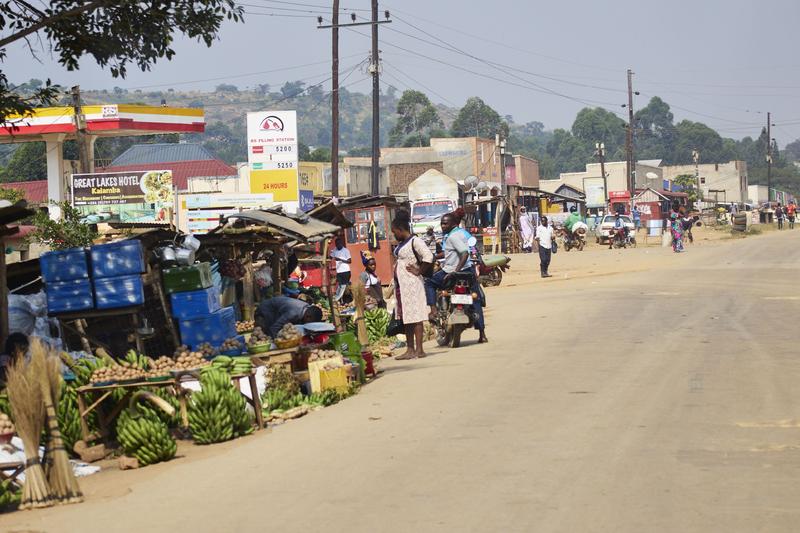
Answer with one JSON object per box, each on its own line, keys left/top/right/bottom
{"left": 361, "top": 250, "right": 375, "bottom": 266}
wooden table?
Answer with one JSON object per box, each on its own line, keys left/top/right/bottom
{"left": 76, "top": 372, "right": 264, "bottom": 445}
{"left": 54, "top": 306, "right": 147, "bottom": 354}
{"left": 248, "top": 346, "right": 299, "bottom": 371}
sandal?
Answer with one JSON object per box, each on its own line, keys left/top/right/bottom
{"left": 395, "top": 353, "right": 417, "bottom": 360}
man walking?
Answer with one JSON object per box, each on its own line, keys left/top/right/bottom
{"left": 786, "top": 201, "right": 796, "bottom": 229}
{"left": 632, "top": 206, "right": 642, "bottom": 232}
{"left": 330, "top": 237, "right": 352, "bottom": 301}
{"left": 535, "top": 216, "right": 554, "bottom": 278}
{"left": 776, "top": 203, "right": 785, "bottom": 230}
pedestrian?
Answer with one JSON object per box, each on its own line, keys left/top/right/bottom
{"left": 776, "top": 203, "right": 785, "bottom": 230}
{"left": 329, "top": 236, "right": 351, "bottom": 301}
{"left": 632, "top": 205, "right": 642, "bottom": 232}
{"left": 535, "top": 216, "right": 554, "bottom": 278}
{"left": 519, "top": 206, "right": 534, "bottom": 253}
{"left": 670, "top": 212, "right": 684, "bottom": 253}
{"left": 423, "top": 226, "right": 439, "bottom": 256}
{"left": 786, "top": 201, "right": 797, "bottom": 229}
{"left": 390, "top": 210, "right": 434, "bottom": 359}
{"left": 359, "top": 251, "right": 386, "bottom": 309}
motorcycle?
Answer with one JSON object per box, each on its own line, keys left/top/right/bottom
{"left": 610, "top": 227, "right": 630, "bottom": 249}
{"left": 561, "top": 226, "right": 587, "bottom": 252}
{"left": 433, "top": 271, "right": 479, "bottom": 349}
{"left": 474, "top": 250, "right": 510, "bottom": 287}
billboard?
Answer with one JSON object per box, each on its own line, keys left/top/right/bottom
{"left": 71, "top": 170, "right": 173, "bottom": 223}
{"left": 179, "top": 192, "right": 274, "bottom": 234}
{"left": 247, "top": 110, "right": 299, "bottom": 204}
{"left": 583, "top": 177, "right": 606, "bottom": 208}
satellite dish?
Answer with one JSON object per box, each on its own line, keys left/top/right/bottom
{"left": 646, "top": 172, "right": 658, "bottom": 180}
{"left": 476, "top": 181, "right": 489, "bottom": 193}
{"left": 464, "top": 175, "right": 479, "bottom": 190}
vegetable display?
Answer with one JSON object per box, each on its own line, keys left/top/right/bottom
{"left": 365, "top": 308, "right": 391, "bottom": 344}
{"left": 188, "top": 369, "right": 253, "bottom": 444}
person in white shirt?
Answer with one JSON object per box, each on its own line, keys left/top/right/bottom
{"left": 330, "top": 237, "right": 352, "bottom": 301}
{"left": 535, "top": 216, "right": 554, "bottom": 278}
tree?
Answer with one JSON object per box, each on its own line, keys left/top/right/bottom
{"left": 571, "top": 107, "right": 626, "bottom": 158}
{"left": 672, "top": 174, "right": 702, "bottom": 202}
{"left": 450, "top": 97, "right": 508, "bottom": 139}
{"left": 280, "top": 81, "right": 306, "bottom": 99}
{"left": 214, "top": 83, "right": 238, "bottom": 93}
{"left": 1, "top": 142, "right": 47, "bottom": 181}
{"left": 389, "top": 90, "right": 443, "bottom": 147}
{"left": 0, "top": 1, "right": 243, "bottom": 126}
{"left": 784, "top": 139, "right": 800, "bottom": 162}
{"left": 634, "top": 96, "right": 677, "bottom": 162}
{"left": 546, "top": 129, "right": 593, "bottom": 174}
{"left": 307, "top": 147, "right": 331, "bottom": 162}
{"left": 0, "top": 186, "right": 24, "bottom": 203}
{"left": 29, "top": 201, "right": 97, "bottom": 250}
{"left": 255, "top": 83, "right": 271, "bottom": 96}
{"left": 673, "top": 120, "right": 726, "bottom": 164}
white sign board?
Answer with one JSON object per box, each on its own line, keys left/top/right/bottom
{"left": 179, "top": 192, "right": 274, "bottom": 234}
{"left": 583, "top": 177, "right": 606, "bottom": 208}
{"left": 247, "top": 110, "right": 299, "bottom": 206}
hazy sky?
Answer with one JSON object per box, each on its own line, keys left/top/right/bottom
{"left": 6, "top": 0, "right": 800, "bottom": 143}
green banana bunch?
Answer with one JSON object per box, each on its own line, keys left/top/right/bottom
{"left": 365, "top": 308, "right": 391, "bottom": 343}
{"left": 57, "top": 385, "right": 84, "bottom": 454}
{"left": 117, "top": 409, "right": 177, "bottom": 466}
{"left": 136, "top": 388, "right": 180, "bottom": 429}
{"left": 0, "top": 391, "right": 12, "bottom": 420}
{"left": 0, "top": 479, "right": 21, "bottom": 508}
{"left": 188, "top": 369, "right": 253, "bottom": 444}
{"left": 123, "top": 350, "right": 150, "bottom": 370}
{"left": 72, "top": 357, "right": 108, "bottom": 387}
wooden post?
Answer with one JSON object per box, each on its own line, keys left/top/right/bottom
{"left": 321, "top": 239, "right": 340, "bottom": 330}
{"left": 75, "top": 319, "right": 93, "bottom": 354}
{"left": 152, "top": 264, "right": 180, "bottom": 349}
{"left": 0, "top": 236, "right": 7, "bottom": 348}
{"left": 270, "top": 247, "right": 282, "bottom": 297}
{"left": 242, "top": 254, "right": 255, "bottom": 322}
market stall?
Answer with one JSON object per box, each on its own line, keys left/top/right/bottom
{"left": 337, "top": 195, "right": 403, "bottom": 283}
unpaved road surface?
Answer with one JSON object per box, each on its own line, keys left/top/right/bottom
{"left": 4, "top": 228, "right": 800, "bottom": 533}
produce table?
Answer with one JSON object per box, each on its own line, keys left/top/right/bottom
{"left": 248, "top": 346, "right": 299, "bottom": 371}
{"left": 75, "top": 372, "right": 264, "bottom": 444}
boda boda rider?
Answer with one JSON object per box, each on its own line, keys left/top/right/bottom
{"left": 564, "top": 206, "right": 581, "bottom": 239}
{"left": 424, "top": 212, "right": 488, "bottom": 344}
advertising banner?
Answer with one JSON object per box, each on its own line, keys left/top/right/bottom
{"left": 299, "top": 190, "right": 315, "bottom": 212}
{"left": 179, "top": 192, "right": 274, "bottom": 234}
{"left": 583, "top": 177, "right": 606, "bottom": 208}
{"left": 247, "top": 110, "right": 299, "bottom": 203}
{"left": 71, "top": 170, "right": 173, "bottom": 223}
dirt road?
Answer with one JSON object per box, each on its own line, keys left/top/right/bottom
{"left": 4, "top": 228, "right": 800, "bottom": 533}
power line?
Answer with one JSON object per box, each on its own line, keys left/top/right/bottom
{"left": 246, "top": 0, "right": 370, "bottom": 12}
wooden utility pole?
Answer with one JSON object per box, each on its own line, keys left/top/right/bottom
{"left": 595, "top": 142, "right": 608, "bottom": 208}
{"left": 370, "top": 0, "right": 381, "bottom": 196}
{"left": 625, "top": 69, "right": 635, "bottom": 212}
{"left": 71, "top": 85, "right": 91, "bottom": 174}
{"left": 767, "top": 112, "right": 772, "bottom": 202}
{"left": 330, "top": 1, "right": 340, "bottom": 199}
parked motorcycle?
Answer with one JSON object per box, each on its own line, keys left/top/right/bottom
{"left": 475, "top": 251, "right": 510, "bottom": 287}
{"left": 433, "top": 271, "right": 479, "bottom": 348}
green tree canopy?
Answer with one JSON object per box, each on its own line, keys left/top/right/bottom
{"left": 571, "top": 107, "right": 626, "bottom": 159}
{"left": 389, "top": 90, "right": 443, "bottom": 147}
{"left": 451, "top": 97, "right": 508, "bottom": 139}
{"left": 0, "top": 1, "right": 243, "bottom": 126}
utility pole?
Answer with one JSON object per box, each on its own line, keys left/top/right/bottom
{"left": 625, "top": 69, "right": 635, "bottom": 213}
{"left": 692, "top": 149, "right": 700, "bottom": 208}
{"left": 767, "top": 112, "right": 772, "bottom": 202}
{"left": 317, "top": 7, "right": 390, "bottom": 197}
{"left": 71, "top": 85, "right": 91, "bottom": 174}
{"left": 370, "top": 0, "right": 380, "bottom": 196}
{"left": 330, "top": 0, "right": 339, "bottom": 199}
{"left": 595, "top": 142, "right": 608, "bottom": 208}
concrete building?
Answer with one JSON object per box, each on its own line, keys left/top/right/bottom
{"left": 550, "top": 160, "right": 664, "bottom": 195}
{"left": 505, "top": 155, "right": 540, "bottom": 188}
{"left": 344, "top": 136, "right": 507, "bottom": 196}
{"left": 661, "top": 161, "right": 748, "bottom": 203}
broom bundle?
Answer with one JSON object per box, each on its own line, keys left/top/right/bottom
{"left": 6, "top": 342, "right": 52, "bottom": 509}
{"left": 37, "top": 340, "right": 82, "bottom": 504}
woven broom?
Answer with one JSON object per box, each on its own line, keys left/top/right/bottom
{"left": 36, "top": 340, "right": 82, "bottom": 504}
{"left": 352, "top": 281, "right": 369, "bottom": 346}
{"left": 6, "top": 344, "right": 52, "bottom": 510}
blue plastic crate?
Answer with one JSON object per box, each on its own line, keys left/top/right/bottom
{"left": 46, "top": 279, "right": 94, "bottom": 314}
{"left": 178, "top": 307, "right": 236, "bottom": 349}
{"left": 93, "top": 274, "right": 145, "bottom": 309}
{"left": 40, "top": 248, "right": 89, "bottom": 283}
{"left": 170, "top": 286, "right": 221, "bottom": 319}
{"left": 90, "top": 240, "right": 145, "bottom": 279}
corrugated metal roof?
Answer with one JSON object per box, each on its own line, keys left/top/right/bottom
{"left": 1, "top": 180, "right": 48, "bottom": 203}
{"left": 111, "top": 143, "right": 217, "bottom": 166}
{"left": 215, "top": 209, "right": 341, "bottom": 242}
{"left": 100, "top": 159, "right": 237, "bottom": 190}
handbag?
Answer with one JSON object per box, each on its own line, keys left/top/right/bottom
{"left": 551, "top": 238, "right": 558, "bottom": 254}
{"left": 386, "top": 311, "right": 405, "bottom": 337}
{"left": 411, "top": 237, "right": 434, "bottom": 277}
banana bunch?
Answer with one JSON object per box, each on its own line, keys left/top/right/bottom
{"left": 365, "top": 308, "right": 391, "bottom": 343}
{"left": 0, "top": 479, "right": 21, "bottom": 508}
{"left": 57, "top": 385, "right": 84, "bottom": 454}
{"left": 189, "top": 369, "right": 253, "bottom": 445}
{"left": 123, "top": 350, "right": 150, "bottom": 370}
{"left": 136, "top": 388, "right": 180, "bottom": 428}
{"left": 72, "top": 357, "right": 108, "bottom": 387}
{"left": 0, "top": 391, "right": 11, "bottom": 419}
{"left": 207, "top": 356, "right": 253, "bottom": 375}
{"left": 117, "top": 409, "right": 177, "bottom": 467}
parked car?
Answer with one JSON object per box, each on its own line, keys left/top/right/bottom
{"left": 594, "top": 214, "right": 635, "bottom": 244}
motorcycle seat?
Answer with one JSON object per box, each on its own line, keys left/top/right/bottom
{"left": 481, "top": 254, "right": 509, "bottom": 267}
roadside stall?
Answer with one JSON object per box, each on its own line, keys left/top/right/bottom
{"left": 0, "top": 200, "right": 35, "bottom": 348}
{"left": 338, "top": 195, "right": 403, "bottom": 283}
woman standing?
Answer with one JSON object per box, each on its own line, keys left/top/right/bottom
{"left": 359, "top": 251, "right": 386, "bottom": 309}
{"left": 391, "top": 210, "right": 434, "bottom": 360}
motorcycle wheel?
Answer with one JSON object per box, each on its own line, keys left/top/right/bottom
{"left": 490, "top": 268, "right": 502, "bottom": 287}
{"left": 450, "top": 325, "right": 464, "bottom": 348}
{"left": 630, "top": 238, "right": 637, "bottom": 248}
{"left": 577, "top": 240, "right": 584, "bottom": 251}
